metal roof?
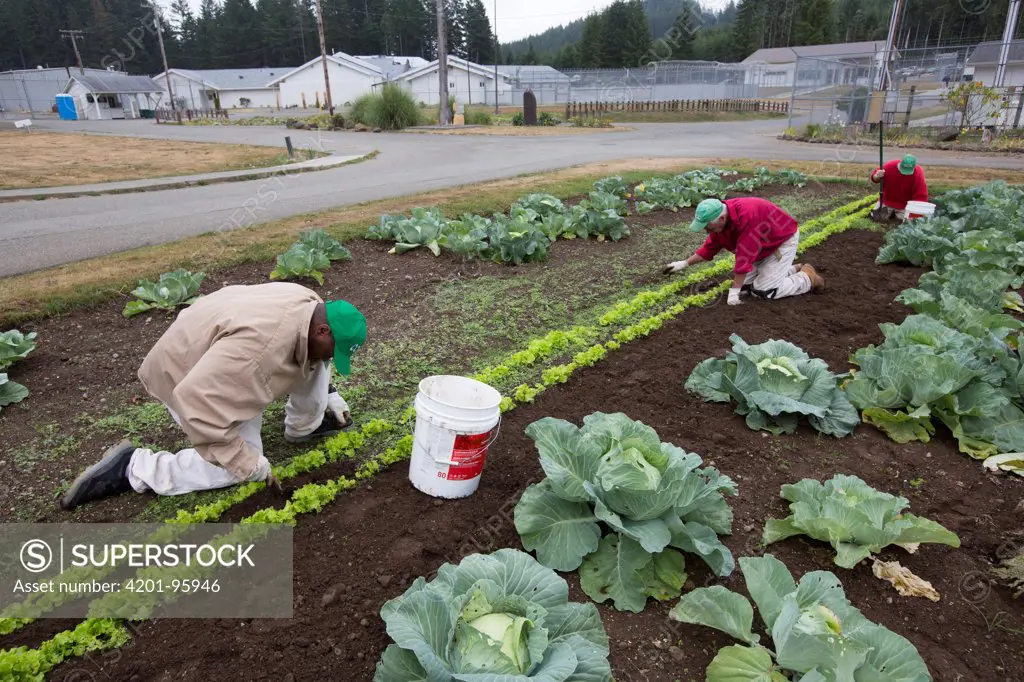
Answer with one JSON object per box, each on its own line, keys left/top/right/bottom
{"left": 743, "top": 41, "right": 890, "bottom": 64}
{"left": 488, "top": 65, "right": 570, "bottom": 83}
{"left": 267, "top": 53, "right": 384, "bottom": 86}
{"left": 396, "top": 56, "right": 496, "bottom": 82}
{"left": 354, "top": 56, "right": 429, "bottom": 79}
{"left": 68, "top": 72, "right": 163, "bottom": 93}
{"left": 968, "top": 40, "right": 1024, "bottom": 65}
{"left": 166, "top": 68, "right": 292, "bottom": 90}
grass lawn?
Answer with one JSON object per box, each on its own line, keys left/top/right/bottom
{"left": 0, "top": 131, "right": 303, "bottom": 190}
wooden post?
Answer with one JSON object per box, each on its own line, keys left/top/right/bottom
{"left": 903, "top": 85, "right": 917, "bottom": 128}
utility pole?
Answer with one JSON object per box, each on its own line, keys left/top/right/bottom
{"left": 494, "top": 0, "right": 499, "bottom": 114}
{"left": 437, "top": 0, "right": 451, "bottom": 127}
{"left": 313, "top": 0, "right": 334, "bottom": 115}
{"left": 994, "top": 0, "right": 1022, "bottom": 88}
{"left": 60, "top": 30, "right": 86, "bottom": 75}
{"left": 152, "top": 10, "right": 177, "bottom": 111}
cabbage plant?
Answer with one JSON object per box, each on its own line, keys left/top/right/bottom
{"left": 297, "top": 228, "right": 352, "bottom": 262}
{"left": 0, "top": 330, "right": 38, "bottom": 371}
{"left": 374, "top": 549, "right": 612, "bottom": 681}
{"left": 488, "top": 215, "right": 550, "bottom": 265}
{"left": 686, "top": 335, "right": 860, "bottom": 437}
{"left": 0, "top": 373, "right": 29, "bottom": 415}
{"left": 670, "top": 554, "right": 932, "bottom": 681}
{"left": 763, "top": 474, "right": 960, "bottom": 568}
{"left": 513, "top": 194, "right": 567, "bottom": 219}
{"left": 269, "top": 243, "right": 331, "bottom": 285}
{"left": 514, "top": 412, "right": 737, "bottom": 613}
{"left": 123, "top": 269, "right": 205, "bottom": 317}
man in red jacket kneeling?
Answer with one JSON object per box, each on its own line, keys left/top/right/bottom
{"left": 662, "top": 197, "right": 825, "bottom": 306}
{"left": 870, "top": 153, "right": 929, "bottom": 220}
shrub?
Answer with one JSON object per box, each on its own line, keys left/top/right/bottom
{"left": 465, "top": 108, "right": 493, "bottom": 125}
{"left": 374, "top": 83, "right": 421, "bottom": 130}
{"left": 348, "top": 93, "right": 377, "bottom": 126}
{"left": 330, "top": 113, "right": 346, "bottom": 129}
{"left": 512, "top": 111, "right": 525, "bottom": 126}
{"left": 538, "top": 111, "right": 559, "bottom": 126}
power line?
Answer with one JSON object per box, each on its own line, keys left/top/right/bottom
{"left": 60, "top": 29, "right": 86, "bottom": 75}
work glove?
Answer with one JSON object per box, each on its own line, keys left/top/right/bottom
{"left": 247, "top": 456, "right": 283, "bottom": 493}
{"left": 327, "top": 386, "right": 353, "bottom": 428}
{"left": 727, "top": 288, "right": 743, "bottom": 306}
{"left": 662, "top": 261, "right": 689, "bottom": 275}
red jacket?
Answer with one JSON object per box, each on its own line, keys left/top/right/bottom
{"left": 872, "top": 160, "right": 928, "bottom": 210}
{"left": 695, "top": 198, "right": 798, "bottom": 275}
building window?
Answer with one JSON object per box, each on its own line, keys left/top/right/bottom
{"left": 450, "top": 82, "right": 455, "bottom": 88}
{"left": 480, "top": 81, "right": 485, "bottom": 87}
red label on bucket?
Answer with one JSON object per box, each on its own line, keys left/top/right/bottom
{"left": 447, "top": 432, "right": 491, "bottom": 481}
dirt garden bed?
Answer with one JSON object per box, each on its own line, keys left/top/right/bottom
{"left": 0, "top": 180, "right": 859, "bottom": 526}
{"left": 41, "top": 229, "right": 1024, "bottom": 682}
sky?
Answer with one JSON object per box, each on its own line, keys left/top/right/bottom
{"left": 162, "top": 1, "right": 730, "bottom": 44}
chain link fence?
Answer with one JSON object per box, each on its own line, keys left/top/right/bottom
{"left": 558, "top": 61, "right": 766, "bottom": 104}
{"left": 786, "top": 45, "right": 1023, "bottom": 132}
{"left": 0, "top": 69, "right": 90, "bottom": 118}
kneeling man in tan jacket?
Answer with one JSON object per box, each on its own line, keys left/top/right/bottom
{"left": 60, "top": 282, "right": 367, "bottom": 510}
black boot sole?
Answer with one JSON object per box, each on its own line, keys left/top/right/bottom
{"left": 60, "top": 440, "right": 135, "bottom": 511}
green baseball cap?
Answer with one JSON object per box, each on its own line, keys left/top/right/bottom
{"left": 898, "top": 154, "right": 917, "bottom": 176}
{"left": 324, "top": 300, "right": 367, "bottom": 375}
{"left": 690, "top": 198, "right": 726, "bottom": 232}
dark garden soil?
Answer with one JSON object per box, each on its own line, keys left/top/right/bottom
{"left": 43, "top": 230, "right": 1024, "bottom": 681}
{"left": 0, "top": 181, "right": 857, "bottom": 525}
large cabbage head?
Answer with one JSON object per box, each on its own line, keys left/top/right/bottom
{"left": 374, "top": 549, "right": 611, "bottom": 681}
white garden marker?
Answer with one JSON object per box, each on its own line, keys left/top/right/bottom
{"left": 410, "top": 375, "right": 502, "bottom": 499}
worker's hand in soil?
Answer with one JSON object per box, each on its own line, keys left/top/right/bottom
{"left": 727, "top": 288, "right": 743, "bottom": 306}
{"left": 662, "top": 261, "right": 688, "bottom": 275}
{"left": 327, "top": 391, "right": 353, "bottom": 428}
{"left": 266, "top": 475, "right": 284, "bottom": 494}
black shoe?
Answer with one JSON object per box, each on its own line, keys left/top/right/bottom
{"left": 60, "top": 440, "right": 135, "bottom": 511}
{"left": 285, "top": 409, "right": 347, "bottom": 444}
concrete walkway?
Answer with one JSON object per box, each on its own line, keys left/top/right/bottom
{"left": 0, "top": 150, "right": 371, "bottom": 200}
{"left": 2, "top": 117, "right": 1023, "bottom": 278}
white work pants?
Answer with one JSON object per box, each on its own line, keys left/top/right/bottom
{"left": 127, "top": 362, "right": 332, "bottom": 496}
{"left": 742, "top": 233, "right": 812, "bottom": 300}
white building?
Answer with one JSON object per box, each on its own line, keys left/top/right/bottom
{"left": 152, "top": 68, "right": 289, "bottom": 109}
{"left": 743, "top": 41, "right": 890, "bottom": 89}
{"left": 269, "top": 53, "right": 384, "bottom": 109}
{"left": 1, "top": 67, "right": 139, "bottom": 113}
{"left": 62, "top": 72, "right": 163, "bottom": 120}
{"left": 965, "top": 40, "right": 1024, "bottom": 87}
{"left": 390, "top": 56, "right": 506, "bottom": 106}
{"left": 355, "top": 55, "right": 429, "bottom": 80}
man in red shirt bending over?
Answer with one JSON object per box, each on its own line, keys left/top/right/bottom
{"left": 870, "top": 154, "right": 928, "bottom": 220}
{"left": 662, "top": 197, "right": 824, "bottom": 306}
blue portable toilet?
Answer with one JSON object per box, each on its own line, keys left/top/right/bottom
{"left": 56, "top": 94, "right": 78, "bottom": 121}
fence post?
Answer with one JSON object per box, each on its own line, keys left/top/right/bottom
{"left": 1013, "top": 88, "right": 1024, "bottom": 129}
{"left": 903, "top": 85, "right": 916, "bottom": 128}
{"left": 566, "top": 103, "right": 570, "bottom": 120}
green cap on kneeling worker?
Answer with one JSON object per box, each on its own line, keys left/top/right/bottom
{"left": 690, "top": 198, "right": 726, "bottom": 232}
{"left": 325, "top": 300, "right": 367, "bottom": 375}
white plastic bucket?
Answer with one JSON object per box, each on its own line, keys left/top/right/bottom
{"left": 905, "top": 201, "right": 936, "bottom": 220}
{"left": 410, "top": 375, "right": 502, "bottom": 499}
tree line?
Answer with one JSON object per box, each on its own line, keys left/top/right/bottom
{"left": 0, "top": 0, "right": 497, "bottom": 74}
{"left": 504, "top": 0, "right": 1024, "bottom": 68}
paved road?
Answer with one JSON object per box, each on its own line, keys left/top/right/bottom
{"left": 3, "top": 118, "right": 1023, "bottom": 277}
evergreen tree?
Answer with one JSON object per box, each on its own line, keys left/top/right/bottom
{"left": 577, "top": 13, "right": 604, "bottom": 68}
{"left": 731, "top": 0, "right": 764, "bottom": 61}
{"left": 445, "top": 0, "right": 467, "bottom": 58}
{"left": 622, "top": 0, "right": 653, "bottom": 67}
{"left": 463, "top": 0, "right": 495, "bottom": 63}
{"left": 524, "top": 42, "right": 538, "bottom": 65}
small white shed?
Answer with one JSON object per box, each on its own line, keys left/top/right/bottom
{"left": 63, "top": 72, "right": 163, "bottom": 120}
{"left": 152, "top": 68, "right": 288, "bottom": 110}
{"left": 269, "top": 53, "right": 384, "bottom": 109}
{"left": 392, "top": 56, "right": 505, "bottom": 106}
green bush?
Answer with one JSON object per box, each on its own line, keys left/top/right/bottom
{"left": 512, "top": 111, "right": 525, "bottom": 126}
{"left": 465, "top": 109, "right": 493, "bottom": 125}
{"left": 345, "top": 85, "right": 422, "bottom": 130}
{"left": 348, "top": 93, "right": 377, "bottom": 126}
{"left": 538, "top": 111, "right": 559, "bottom": 126}
{"left": 375, "top": 83, "right": 422, "bottom": 130}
